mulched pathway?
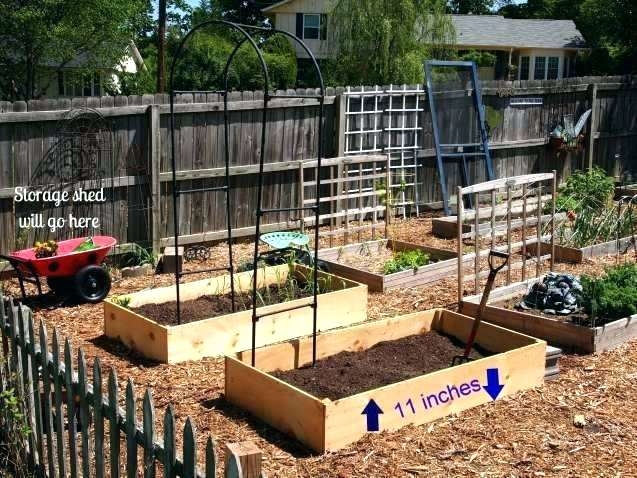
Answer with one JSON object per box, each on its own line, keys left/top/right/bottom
{"left": 2, "top": 220, "right": 637, "bottom": 477}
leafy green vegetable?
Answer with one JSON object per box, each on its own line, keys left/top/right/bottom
{"left": 555, "top": 167, "right": 614, "bottom": 213}
{"left": 580, "top": 263, "right": 637, "bottom": 321}
{"left": 383, "top": 250, "right": 430, "bottom": 275}
{"left": 73, "top": 237, "right": 96, "bottom": 252}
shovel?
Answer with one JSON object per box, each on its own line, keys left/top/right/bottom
{"left": 452, "top": 250, "right": 510, "bottom": 366}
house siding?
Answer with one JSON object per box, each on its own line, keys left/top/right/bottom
{"left": 267, "top": 0, "right": 334, "bottom": 59}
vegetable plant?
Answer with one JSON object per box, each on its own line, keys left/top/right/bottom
{"left": 580, "top": 263, "right": 637, "bottom": 322}
{"left": 383, "top": 250, "right": 430, "bottom": 274}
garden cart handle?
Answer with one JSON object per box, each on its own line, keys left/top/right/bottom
{"left": 453, "top": 250, "right": 510, "bottom": 365}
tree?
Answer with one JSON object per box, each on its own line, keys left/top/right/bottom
{"left": 0, "top": 0, "right": 150, "bottom": 100}
{"left": 578, "top": 0, "right": 637, "bottom": 73}
{"left": 168, "top": 31, "right": 297, "bottom": 91}
{"left": 497, "top": 0, "right": 637, "bottom": 74}
{"left": 450, "top": 0, "right": 494, "bottom": 15}
{"left": 328, "top": 0, "right": 455, "bottom": 85}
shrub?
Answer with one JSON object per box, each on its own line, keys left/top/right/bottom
{"left": 580, "top": 263, "right": 637, "bottom": 320}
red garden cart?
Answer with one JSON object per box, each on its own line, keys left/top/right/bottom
{"left": 0, "top": 235, "right": 117, "bottom": 303}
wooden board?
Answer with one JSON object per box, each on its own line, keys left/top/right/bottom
{"left": 225, "top": 309, "right": 546, "bottom": 452}
{"left": 103, "top": 264, "right": 368, "bottom": 363}
{"left": 317, "top": 240, "right": 458, "bottom": 292}
{"left": 460, "top": 279, "right": 637, "bottom": 353}
{"left": 527, "top": 236, "right": 636, "bottom": 264}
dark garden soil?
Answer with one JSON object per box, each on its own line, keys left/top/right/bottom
{"left": 132, "top": 283, "right": 313, "bottom": 326}
{"left": 494, "top": 296, "right": 618, "bottom": 328}
{"left": 271, "top": 331, "right": 490, "bottom": 400}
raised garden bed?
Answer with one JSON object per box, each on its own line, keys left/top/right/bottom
{"left": 527, "top": 236, "right": 635, "bottom": 264}
{"left": 225, "top": 309, "right": 546, "bottom": 452}
{"left": 104, "top": 264, "right": 367, "bottom": 363}
{"left": 460, "top": 279, "right": 637, "bottom": 353}
{"left": 317, "top": 240, "right": 457, "bottom": 292}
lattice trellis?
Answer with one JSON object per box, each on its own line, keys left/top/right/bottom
{"left": 343, "top": 85, "right": 425, "bottom": 217}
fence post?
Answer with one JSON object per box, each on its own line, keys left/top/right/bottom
{"left": 148, "top": 104, "right": 162, "bottom": 254}
{"left": 335, "top": 93, "right": 346, "bottom": 157}
{"left": 587, "top": 82, "right": 598, "bottom": 171}
{"left": 224, "top": 442, "right": 262, "bottom": 478}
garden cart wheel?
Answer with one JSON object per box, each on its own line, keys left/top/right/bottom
{"left": 73, "top": 265, "right": 111, "bottom": 303}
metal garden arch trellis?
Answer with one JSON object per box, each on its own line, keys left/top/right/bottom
{"left": 168, "top": 20, "right": 326, "bottom": 367}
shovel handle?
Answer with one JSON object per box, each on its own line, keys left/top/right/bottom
{"left": 462, "top": 250, "right": 510, "bottom": 358}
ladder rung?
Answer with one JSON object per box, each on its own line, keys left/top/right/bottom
{"left": 177, "top": 185, "right": 228, "bottom": 195}
{"left": 178, "top": 266, "right": 231, "bottom": 277}
{"left": 260, "top": 206, "right": 317, "bottom": 215}
{"left": 269, "top": 93, "right": 323, "bottom": 99}
{"left": 440, "top": 152, "right": 487, "bottom": 158}
{"left": 254, "top": 301, "right": 315, "bottom": 320}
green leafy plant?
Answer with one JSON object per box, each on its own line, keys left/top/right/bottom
{"left": 0, "top": 380, "right": 31, "bottom": 476}
{"left": 580, "top": 263, "right": 637, "bottom": 322}
{"left": 383, "top": 250, "right": 430, "bottom": 274}
{"left": 555, "top": 167, "right": 614, "bottom": 213}
{"left": 111, "top": 295, "right": 131, "bottom": 309}
{"left": 121, "top": 244, "right": 157, "bottom": 268}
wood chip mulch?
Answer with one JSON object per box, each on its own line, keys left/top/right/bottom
{"left": 3, "top": 221, "right": 637, "bottom": 477}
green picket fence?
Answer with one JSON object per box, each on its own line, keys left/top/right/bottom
{"left": 0, "top": 294, "right": 252, "bottom": 478}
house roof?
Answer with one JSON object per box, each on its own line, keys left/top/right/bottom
{"left": 451, "top": 15, "right": 587, "bottom": 50}
{"left": 262, "top": 0, "right": 296, "bottom": 12}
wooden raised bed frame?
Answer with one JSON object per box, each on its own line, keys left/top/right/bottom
{"left": 527, "top": 236, "right": 635, "bottom": 264}
{"left": 104, "top": 264, "right": 367, "bottom": 363}
{"left": 318, "top": 240, "right": 457, "bottom": 292}
{"left": 225, "top": 309, "right": 546, "bottom": 452}
{"left": 460, "top": 279, "right": 637, "bottom": 353}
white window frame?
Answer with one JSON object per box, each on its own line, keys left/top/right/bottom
{"left": 58, "top": 70, "right": 102, "bottom": 97}
{"left": 303, "top": 13, "right": 321, "bottom": 40}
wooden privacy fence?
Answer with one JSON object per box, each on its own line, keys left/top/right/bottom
{"left": 0, "top": 76, "right": 636, "bottom": 254}
{"left": 0, "top": 293, "right": 262, "bottom": 478}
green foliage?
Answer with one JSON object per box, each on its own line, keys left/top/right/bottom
{"left": 0, "top": 0, "right": 150, "bottom": 100}
{"left": 555, "top": 167, "right": 614, "bottom": 213}
{"left": 459, "top": 50, "right": 497, "bottom": 67}
{"left": 112, "top": 295, "right": 132, "bottom": 308}
{"left": 328, "top": 0, "right": 455, "bottom": 85}
{"left": 451, "top": 0, "right": 494, "bottom": 14}
{"left": 0, "top": 381, "right": 31, "bottom": 476}
{"left": 580, "top": 263, "right": 637, "bottom": 320}
{"left": 498, "top": 0, "right": 637, "bottom": 74}
{"left": 383, "top": 250, "right": 431, "bottom": 274}
{"left": 169, "top": 32, "right": 297, "bottom": 92}
{"left": 121, "top": 244, "right": 157, "bottom": 268}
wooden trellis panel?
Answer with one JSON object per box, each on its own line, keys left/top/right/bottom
{"left": 299, "top": 154, "right": 390, "bottom": 247}
{"left": 456, "top": 172, "right": 557, "bottom": 302}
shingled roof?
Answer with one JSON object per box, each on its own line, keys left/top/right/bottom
{"left": 451, "top": 15, "right": 587, "bottom": 50}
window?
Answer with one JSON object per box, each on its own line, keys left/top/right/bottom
{"left": 547, "top": 57, "right": 559, "bottom": 79}
{"left": 519, "top": 56, "right": 530, "bottom": 80}
{"left": 297, "top": 13, "right": 327, "bottom": 40}
{"left": 303, "top": 14, "right": 321, "bottom": 40}
{"left": 57, "top": 70, "right": 102, "bottom": 97}
{"left": 534, "top": 56, "right": 546, "bottom": 80}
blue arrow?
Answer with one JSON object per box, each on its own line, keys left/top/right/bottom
{"left": 483, "top": 368, "right": 505, "bottom": 401}
{"left": 361, "top": 399, "right": 383, "bottom": 432}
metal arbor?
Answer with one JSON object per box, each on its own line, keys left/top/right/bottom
{"left": 168, "top": 21, "right": 326, "bottom": 367}
{"left": 424, "top": 60, "right": 495, "bottom": 216}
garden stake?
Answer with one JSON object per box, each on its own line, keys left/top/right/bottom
{"left": 452, "top": 250, "right": 509, "bottom": 366}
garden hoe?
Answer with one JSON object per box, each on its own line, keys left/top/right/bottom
{"left": 452, "top": 250, "right": 510, "bottom": 366}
